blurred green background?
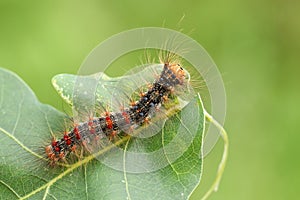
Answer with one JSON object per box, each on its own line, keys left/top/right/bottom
{"left": 0, "top": 0, "right": 299, "bottom": 199}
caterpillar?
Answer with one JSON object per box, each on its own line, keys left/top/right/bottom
{"left": 45, "top": 61, "right": 190, "bottom": 164}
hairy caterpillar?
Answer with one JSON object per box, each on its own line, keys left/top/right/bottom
{"left": 45, "top": 60, "right": 192, "bottom": 165}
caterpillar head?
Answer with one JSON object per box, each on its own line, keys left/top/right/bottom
{"left": 166, "top": 63, "right": 186, "bottom": 85}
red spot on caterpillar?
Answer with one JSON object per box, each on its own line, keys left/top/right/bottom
{"left": 74, "top": 126, "right": 81, "bottom": 139}
{"left": 105, "top": 116, "right": 113, "bottom": 129}
{"left": 63, "top": 134, "right": 69, "bottom": 141}
{"left": 66, "top": 139, "right": 72, "bottom": 145}
{"left": 63, "top": 132, "right": 72, "bottom": 145}
{"left": 51, "top": 140, "right": 57, "bottom": 147}
{"left": 75, "top": 133, "right": 81, "bottom": 140}
{"left": 55, "top": 146, "right": 60, "bottom": 152}
{"left": 74, "top": 126, "right": 79, "bottom": 133}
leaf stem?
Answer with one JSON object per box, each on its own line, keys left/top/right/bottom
{"left": 201, "top": 109, "right": 229, "bottom": 200}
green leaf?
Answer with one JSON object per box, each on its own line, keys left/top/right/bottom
{"left": 0, "top": 68, "right": 205, "bottom": 200}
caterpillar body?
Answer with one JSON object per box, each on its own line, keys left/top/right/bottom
{"left": 45, "top": 62, "right": 189, "bottom": 164}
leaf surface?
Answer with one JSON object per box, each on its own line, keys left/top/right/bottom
{"left": 0, "top": 68, "right": 204, "bottom": 200}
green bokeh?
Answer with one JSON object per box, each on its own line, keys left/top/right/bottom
{"left": 0, "top": 0, "right": 299, "bottom": 199}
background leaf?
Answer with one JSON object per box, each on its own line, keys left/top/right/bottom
{"left": 1, "top": 1, "right": 299, "bottom": 199}
{"left": 0, "top": 68, "right": 205, "bottom": 200}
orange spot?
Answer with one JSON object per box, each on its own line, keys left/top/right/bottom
{"left": 59, "top": 152, "right": 65, "bottom": 158}
{"left": 45, "top": 145, "right": 52, "bottom": 154}
{"left": 147, "top": 83, "right": 152, "bottom": 89}
{"left": 163, "top": 95, "right": 169, "bottom": 101}
{"left": 48, "top": 153, "right": 55, "bottom": 160}
{"left": 144, "top": 117, "right": 150, "bottom": 124}
{"left": 71, "top": 145, "right": 77, "bottom": 151}
{"left": 109, "top": 131, "right": 117, "bottom": 140}
{"left": 139, "top": 92, "right": 145, "bottom": 97}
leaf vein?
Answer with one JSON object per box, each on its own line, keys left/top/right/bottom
{"left": 123, "top": 138, "right": 132, "bottom": 200}
{"left": 11, "top": 91, "right": 24, "bottom": 135}
{"left": 0, "top": 77, "right": 3, "bottom": 109}
{"left": 20, "top": 135, "right": 131, "bottom": 199}
{"left": 0, "top": 180, "right": 21, "bottom": 198}
{"left": 42, "top": 185, "right": 50, "bottom": 200}
{"left": 84, "top": 164, "right": 88, "bottom": 200}
{"left": 0, "top": 127, "right": 44, "bottom": 160}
